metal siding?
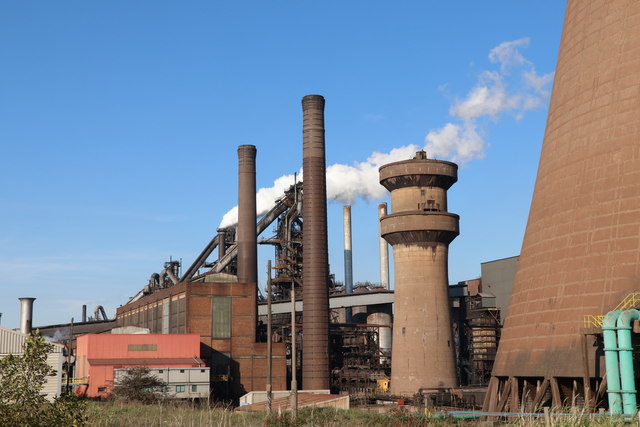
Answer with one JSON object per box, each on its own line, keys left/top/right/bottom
{"left": 211, "top": 297, "right": 231, "bottom": 339}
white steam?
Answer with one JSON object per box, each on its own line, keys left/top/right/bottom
{"left": 219, "top": 38, "right": 553, "bottom": 227}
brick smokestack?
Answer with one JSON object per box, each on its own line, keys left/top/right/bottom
{"left": 237, "top": 145, "right": 257, "bottom": 286}
{"left": 301, "top": 94, "right": 330, "bottom": 390}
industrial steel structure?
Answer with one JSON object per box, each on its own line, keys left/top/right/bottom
{"left": 485, "top": 0, "right": 640, "bottom": 412}
{"left": 379, "top": 150, "right": 459, "bottom": 395}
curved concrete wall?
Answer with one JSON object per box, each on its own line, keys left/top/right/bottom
{"left": 493, "top": 0, "right": 640, "bottom": 378}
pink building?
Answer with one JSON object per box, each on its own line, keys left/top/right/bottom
{"left": 76, "top": 334, "right": 204, "bottom": 398}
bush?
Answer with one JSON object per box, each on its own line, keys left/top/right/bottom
{"left": 111, "top": 367, "right": 167, "bottom": 403}
{"left": 0, "top": 332, "right": 87, "bottom": 426}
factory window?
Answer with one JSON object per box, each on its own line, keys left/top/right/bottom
{"left": 201, "top": 369, "right": 205, "bottom": 373}
{"left": 191, "top": 385, "right": 197, "bottom": 392}
{"left": 180, "top": 369, "right": 185, "bottom": 373}
{"left": 98, "top": 387, "right": 107, "bottom": 393}
{"left": 176, "top": 385, "right": 185, "bottom": 393}
{"left": 158, "top": 370, "right": 163, "bottom": 374}
{"left": 212, "top": 297, "right": 231, "bottom": 339}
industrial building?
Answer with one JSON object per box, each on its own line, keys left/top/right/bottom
{"left": 0, "top": 298, "right": 65, "bottom": 402}
{"left": 22, "top": 6, "right": 640, "bottom": 410}
{"left": 0, "top": 326, "right": 64, "bottom": 402}
{"left": 75, "top": 333, "right": 209, "bottom": 398}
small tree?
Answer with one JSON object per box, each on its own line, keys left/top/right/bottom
{"left": 111, "top": 367, "right": 167, "bottom": 403}
{"left": 0, "top": 332, "right": 86, "bottom": 426}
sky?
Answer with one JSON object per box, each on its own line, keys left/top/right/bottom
{"left": 0, "top": 1, "right": 567, "bottom": 329}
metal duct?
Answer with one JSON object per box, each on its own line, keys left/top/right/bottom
{"left": 19, "top": 297, "right": 35, "bottom": 335}
{"left": 217, "top": 228, "right": 227, "bottom": 260}
{"left": 301, "top": 94, "right": 330, "bottom": 390}
{"left": 378, "top": 203, "right": 389, "bottom": 290}
{"left": 237, "top": 145, "right": 257, "bottom": 285}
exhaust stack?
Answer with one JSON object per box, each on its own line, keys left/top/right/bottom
{"left": 378, "top": 203, "right": 390, "bottom": 290}
{"left": 343, "top": 205, "right": 354, "bottom": 322}
{"left": 19, "top": 297, "right": 35, "bottom": 335}
{"left": 301, "top": 94, "right": 330, "bottom": 390}
{"left": 237, "top": 145, "right": 257, "bottom": 285}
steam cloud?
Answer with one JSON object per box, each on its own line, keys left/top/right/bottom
{"left": 220, "top": 38, "right": 553, "bottom": 228}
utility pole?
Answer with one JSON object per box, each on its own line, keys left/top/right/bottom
{"left": 290, "top": 285, "right": 298, "bottom": 419}
{"left": 266, "top": 260, "right": 273, "bottom": 414}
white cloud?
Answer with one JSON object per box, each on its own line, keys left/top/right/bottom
{"left": 219, "top": 38, "right": 554, "bottom": 227}
{"left": 488, "top": 38, "right": 531, "bottom": 73}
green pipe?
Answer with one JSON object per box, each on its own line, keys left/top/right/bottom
{"left": 617, "top": 309, "right": 640, "bottom": 415}
{"left": 603, "top": 310, "right": 623, "bottom": 415}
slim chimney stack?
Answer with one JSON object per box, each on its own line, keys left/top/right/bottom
{"left": 237, "top": 145, "right": 257, "bottom": 285}
{"left": 343, "top": 205, "right": 354, "bottom": 322}
{"left": 378, "top": 203, "right": 390, "bottom": 290}
{"left": 19, "top": 297, "right": 35, "bottom": 335}
{"left": 301, "top": 94, "right": 330, "bottom": 390}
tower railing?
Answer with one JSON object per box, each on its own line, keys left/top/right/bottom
{"left": 583, "top": 292, "right": 640, "bottom": 328}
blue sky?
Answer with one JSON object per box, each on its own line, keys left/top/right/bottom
{"left": 0, "top": 1, "right": 566, "bottom": 328}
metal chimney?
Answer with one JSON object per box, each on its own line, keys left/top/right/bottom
{"left": 19, "top": 297, "right": 35, "bottom": 335}
{"left": 378, "top": 203, "right": 390, "bottom": 290}
{"left": 237, "top": 145, "right": 257, "bottom": 285}
{"left": 343, "top": 205, "right": 353, "bottom": 322}
{"left": 301, "top": 94, "right": 330, "bottom": 390}
{"left": 217, "top": 228, "right": 227, "bottom": 261}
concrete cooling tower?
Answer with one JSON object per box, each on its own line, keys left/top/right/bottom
{"left": 485, "top": 0, "right": 640, "bottom": 412}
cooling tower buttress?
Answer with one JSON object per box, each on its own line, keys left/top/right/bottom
{"left": 486, "top": 0, "right": 640, "bottom": 411}
{"left": 379, "top": 151, "right": 459, "bottom": 395}
{"left": 301, "top": 94, "right": 330, "bottom": 390}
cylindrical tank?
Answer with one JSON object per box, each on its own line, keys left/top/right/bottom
{"left": 301, "top": 94, "right": 330, "bottom": 390}
{"left": 19, "top": 297, "right": 35, "bottom": 335}
{"left": 367, "top": 312, "right": 392, "bottom": 363}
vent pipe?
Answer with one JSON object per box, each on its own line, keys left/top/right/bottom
{"left": 237, "top": 145, "right": 257, "bottom": 285}
{"left": 19, "top": 297, "right": 35, "bottom": 335}
{"left": 217, "top": 228, "right": 227, "bottom": 261}
{"left": 301, "top": 94, "right": 330, "bottom": 390}
{"left": 378, "top": 203, "right": 389, "bottom": 290}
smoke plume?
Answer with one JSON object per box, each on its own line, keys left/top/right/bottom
{"left": 220, "top": 38, "right": 553, "bottom": 227}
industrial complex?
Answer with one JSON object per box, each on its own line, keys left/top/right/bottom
{"left": 3, "top": 0, "right": 640, "bottom": 418}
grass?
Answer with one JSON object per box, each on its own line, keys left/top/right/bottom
{"left": 85, "top": 401, "right": 634, "bottom": 426}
